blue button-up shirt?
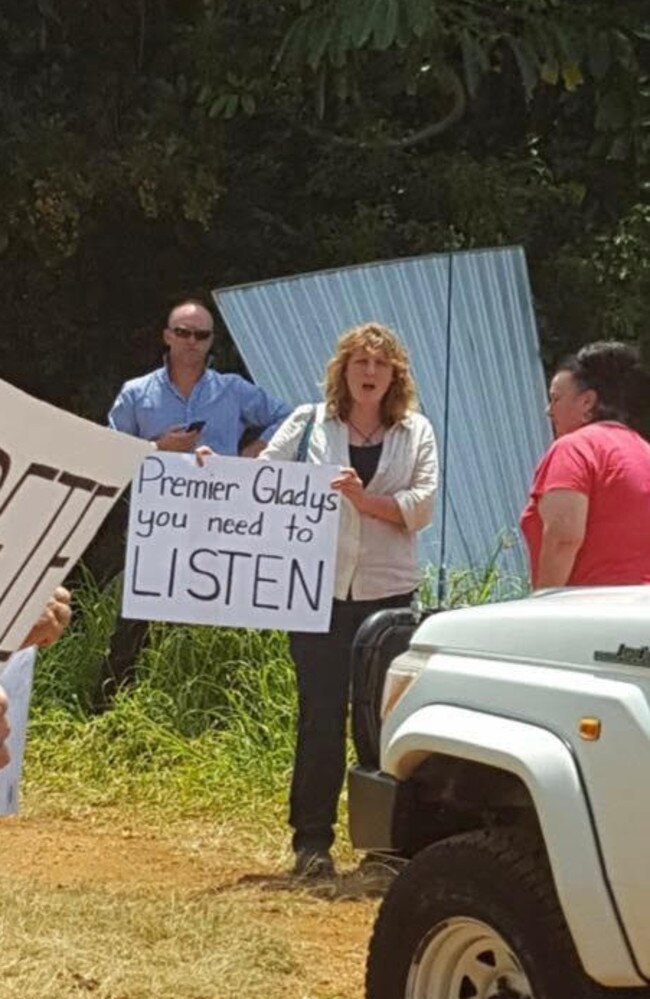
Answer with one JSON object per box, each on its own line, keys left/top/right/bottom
{"left": 108, "top": 364, "right": 291, "bottom": 455}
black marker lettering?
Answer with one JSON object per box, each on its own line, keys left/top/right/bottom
{"left": 252, "top": 465, "right": 277, "bottom": 503}
{"left": 131, "top": 545, "right": 162, "bottom": 597}
{"left": 137, "top": 455, "right": 165, "bottom": 495}
{"left": 221, "top": 549, "right": 253, "bottom": 605}
{"left": 167, "top": 547, "right": 178, "bottom": 598}
{"left": 287, "top": 558, "right": 324, "bottom": 611}
{"left": 136, "top": 509, "right": 155, "bottom": 539}
{"left": 252, "top": 554, "right": 282, "bottom": 610}
{"left": 187, "top": 548, "right": 220, "bottom": 601}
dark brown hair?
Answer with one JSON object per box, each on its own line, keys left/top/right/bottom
{"left": 557, "top": 341, "right": 649, "bottom": 428}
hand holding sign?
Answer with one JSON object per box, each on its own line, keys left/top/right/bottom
{"left": 194, "top": 446, "right": 215, "bottom": 466}
{"left": 22, "top": 586, "right": 72, "bottom": 649}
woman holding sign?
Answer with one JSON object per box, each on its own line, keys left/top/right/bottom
{"left": 261, "top": 322, "right": 438, "bottom": 878}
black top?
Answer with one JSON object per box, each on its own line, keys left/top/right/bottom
{"left": 349, "top": 442, "right": 383, "bottom": 488}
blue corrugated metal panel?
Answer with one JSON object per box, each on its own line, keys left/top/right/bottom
{"left": 213, "top": 247, "right": 551, "bottom": 577}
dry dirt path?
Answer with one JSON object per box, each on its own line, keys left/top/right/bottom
{"left": 0, "top": 812, "right": 383, "bottom": 999}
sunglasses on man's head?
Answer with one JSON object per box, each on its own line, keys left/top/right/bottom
{"left": 170, "top": 325, "right": 213, "bottom": 341}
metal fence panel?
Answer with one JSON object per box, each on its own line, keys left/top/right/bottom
{"left": 213, "top": 247, "right": 550, "bottom": 579}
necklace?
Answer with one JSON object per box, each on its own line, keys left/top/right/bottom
{"left": 347, "top": 419, "right": 384, "bottom": 446}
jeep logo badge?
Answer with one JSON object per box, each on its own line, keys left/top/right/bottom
{"left": 594, "top": 643, "right": 650, "bottom": 667}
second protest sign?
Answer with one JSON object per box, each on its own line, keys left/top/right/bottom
{"left": 123, "top": 453, "right": 341, "bottom": 631}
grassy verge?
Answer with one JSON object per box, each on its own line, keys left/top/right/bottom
{"left": 26, "top": 573, "right": 296, "bottom": 824}
{"left": 6, "top": 563, "right": 528, "bottom": 999}
{"left": 26, "top": 558, "right": 527, "bottom": 822}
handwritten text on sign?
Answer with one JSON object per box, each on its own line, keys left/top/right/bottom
{"left": 123, "top": 454, "right": 341, "bottom": 631}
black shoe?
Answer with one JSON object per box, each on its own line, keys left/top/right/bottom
{"left": 292, "top": 849, "right": 335, "bottom": 879}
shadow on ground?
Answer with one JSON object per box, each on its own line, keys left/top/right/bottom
{"left": 206, "top": 858, "right": 407, "bottom": 901}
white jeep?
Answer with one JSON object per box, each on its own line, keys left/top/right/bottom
{"left": 348, "top": 586, "right": 650, "bottom": 999}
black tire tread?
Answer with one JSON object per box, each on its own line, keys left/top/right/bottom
{"left": 366, "top": 826, "right": 650, "bottom": 999}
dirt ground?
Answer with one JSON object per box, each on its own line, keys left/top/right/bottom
{"left": 0, "top": 811, "right": 385, "bottom": 999}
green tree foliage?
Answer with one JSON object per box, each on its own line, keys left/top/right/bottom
{"left": 0, "top": 0, "right": 647, "bottom": 419}
{"left": 277, "top": 0, "right": 648, "bottom": 165}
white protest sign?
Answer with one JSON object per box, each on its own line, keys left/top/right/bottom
{"left": 123, "top": 453, "right": 341, "bottom": 632}
{"left": 0, "top": 378, "right": 152, "bottom": 656}
{"left": 0, "top": 647, "right": 36, "bottom": 815}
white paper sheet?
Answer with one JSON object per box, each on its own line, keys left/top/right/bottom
{"left": 0, "top": 647, "right": 36, "bottom": 815}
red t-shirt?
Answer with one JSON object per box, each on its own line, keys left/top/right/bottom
{"left": 520, "top": 422, "right": 650, "bottom": 586}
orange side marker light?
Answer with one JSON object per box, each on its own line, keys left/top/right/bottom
{"left": 579, "top": 718, "right": 601, "bottom": 741}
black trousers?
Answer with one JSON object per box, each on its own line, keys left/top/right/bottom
{"left": 288, "top": 591, "right": 413, "bottom": 854}
{"left": 80, "top": 491, "right": 149, "bottom": 710}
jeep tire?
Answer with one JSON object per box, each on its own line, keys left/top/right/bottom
{"left": 366, "top": 828, "right": 650, "bottom": 999}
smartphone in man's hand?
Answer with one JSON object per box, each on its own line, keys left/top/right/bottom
{"left": 185, "top": 420, "right": 206, "bottom": 433}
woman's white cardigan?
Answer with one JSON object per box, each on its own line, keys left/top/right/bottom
{"left": 261, "top": 403, "right": 438, "bottom": 600}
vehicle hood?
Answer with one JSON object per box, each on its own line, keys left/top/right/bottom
{"left": 411, "top": 587, "right": 650, "bottom": 669}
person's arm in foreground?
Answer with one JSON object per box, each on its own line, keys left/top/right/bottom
{"left": 535, "top": 490, "right": 588, "bottom": 588}
{"left": 0, "top": 687, "right": 9, "bottom": 769}
{"left": 0, "top": 587, "right": 73, "bottom": 770}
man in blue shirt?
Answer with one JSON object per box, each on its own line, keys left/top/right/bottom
{"left": 96, "top": 299, "right": 290, "bottom": 708}
{"left": 109, "top": 299, "right": 290, "bottom": 455}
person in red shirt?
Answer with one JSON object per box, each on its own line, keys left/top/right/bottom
{"left": 520, "top": 341, "right": 650, "bottom": 588}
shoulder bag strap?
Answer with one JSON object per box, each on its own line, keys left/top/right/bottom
{"left": 296, "top": 406, "right": 317, "bottom": 462}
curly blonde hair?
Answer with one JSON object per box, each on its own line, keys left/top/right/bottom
{"left": 324, "top": 322, "right": 418, "bottom": 425}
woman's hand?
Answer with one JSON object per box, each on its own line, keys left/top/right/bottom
{"left": 195, "top": 445, "right": 216, "bottom": 468}
{"left": 332, "top": 467, "right": 406, "bottom": 526}
{"left": 22, "top": 586, "right": 72, "bottom": 649}
{"left": 331, "top": 467, "right": 366, "bottom": 510}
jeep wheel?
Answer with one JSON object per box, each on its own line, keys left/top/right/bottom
{"left": 402, "top": 914, "right": 532, "bottom": 997}
{"left": 366, "top": 828, "right": 614, "bottom": 999}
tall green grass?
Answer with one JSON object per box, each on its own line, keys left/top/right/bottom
{"left": 27, "top": 573, "right": 297, "bottom": 818}
{"left": 26, "top": 556, "right": 527, "bottom": 819}
{"left": 418, "top": 534, "right": 529, "bottom": 609}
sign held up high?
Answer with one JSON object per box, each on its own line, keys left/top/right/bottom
{"left": 123, "top": 453, "right": 341, "bottom": 632}
{"left": 0, "top": 379, "right": 151, "bottom": 657}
